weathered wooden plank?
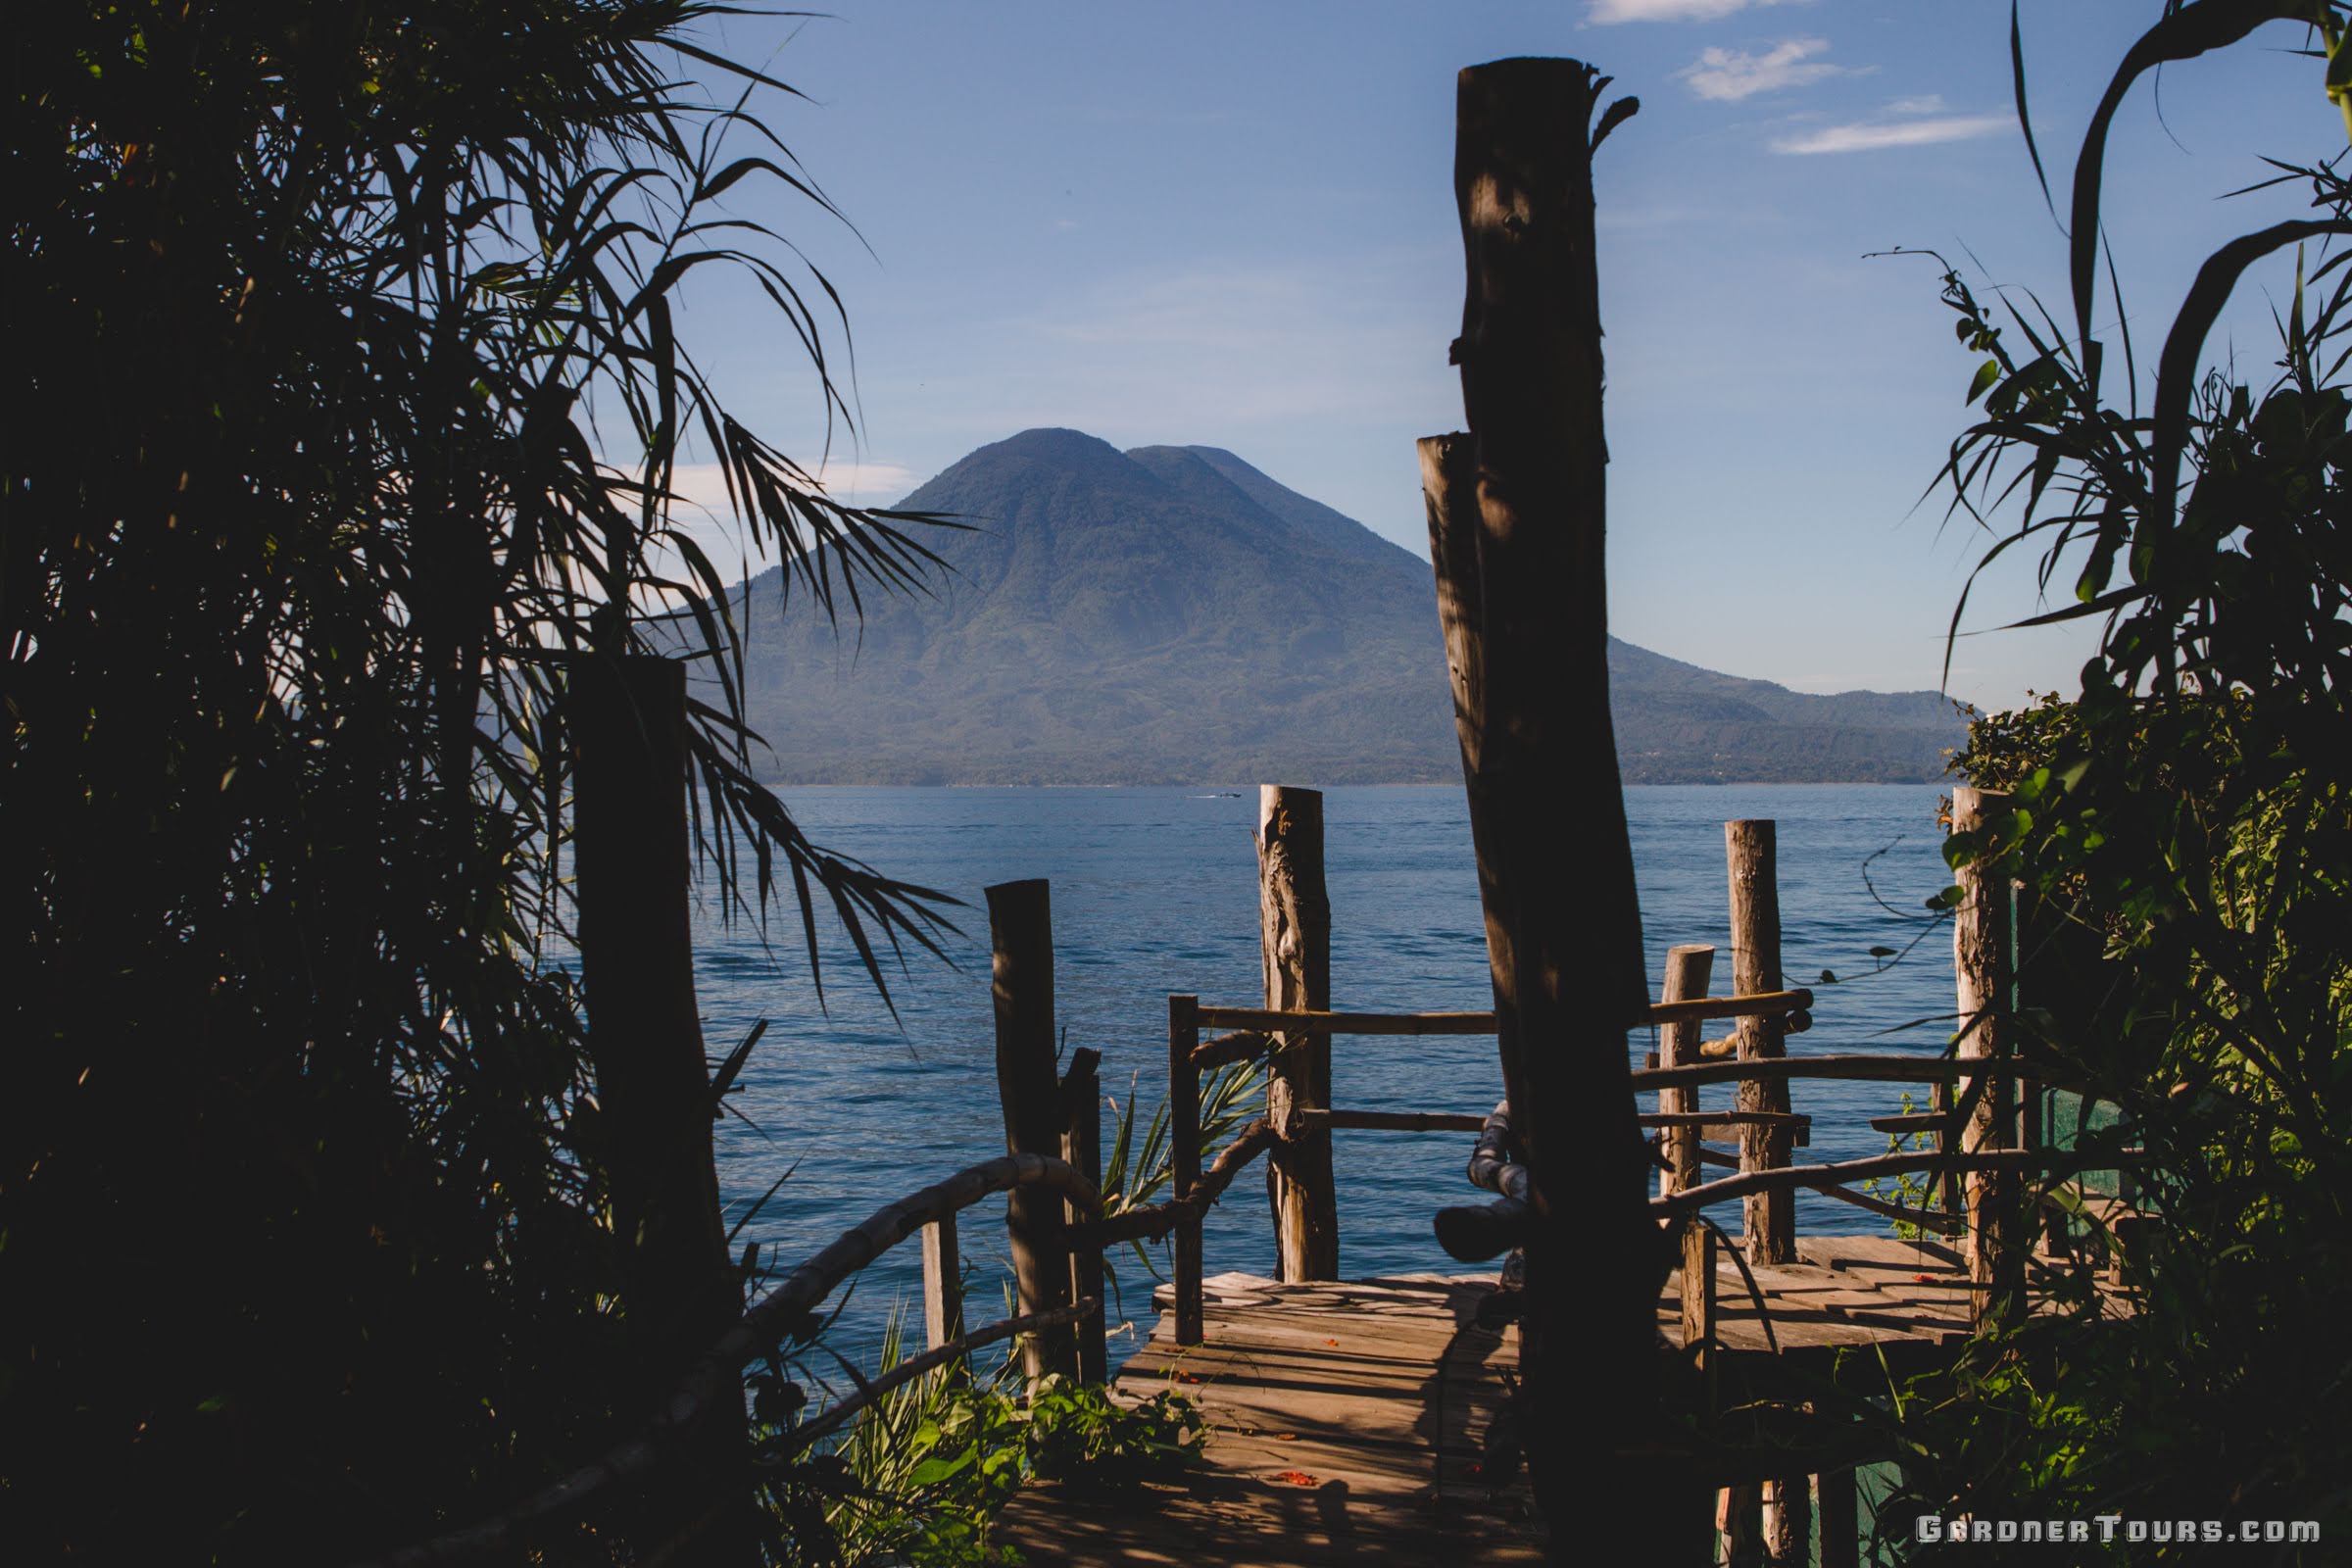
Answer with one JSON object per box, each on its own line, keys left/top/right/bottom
{"left": 994, "top": 1273, "right": 1543, "bottom": 1565}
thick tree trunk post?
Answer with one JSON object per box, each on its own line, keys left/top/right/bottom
{"left": 1447, "top": 58, "right": 1665, "bottom": 1556}
{"left": 921, "top": 1214, "right": 964, "bottom": 1371}
{"left": 1726, "top": 820, "right": 1795, "bottom": 1265}
{"left": 1257, "top": 785, "right": 1339, "bottom": 1282}
{"left": 1061, "top": 1047, "right": 1108, "bottom": 1383}
{"left": 987, "top": 880, "right": 1077, "bottom": 1385}
{"left": 1168, "top": 994, "right": 1205, "bottom": 1348}
{"left": 1952, "top": 788, "right": 2023, "bottom": 1327}
{"left": 571, "top": 653, "right": 748, "bottom": 1556}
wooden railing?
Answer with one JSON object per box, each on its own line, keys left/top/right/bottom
{"left": 368, "top": 788, "right": 2125, "bottom": 1564}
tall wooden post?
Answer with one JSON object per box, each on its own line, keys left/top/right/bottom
{"left": 571, "top": 653, "right": 747, "bottom": 1555}
{"left": 1168, "top": 995, "right": 1204, "bottom": 1348}
{"left": 1725, "top": 821, "right": 1804, "bottom": 1562}
{"left": 1257, "top": 785, "right": 1339, "bottom": 1281}
{"left": 1952, "top": 787, "right": 2024, "bottom": 1327}
{"left": 1440, "top": 57, "right": 1667, "bottom": 1552}
{"left": 1062, "top": 1047, "right": 1108, "bottom": 1384}
{"left": 987, "top": 880, "right": 1077, "bottom": 1384}
{"left": 1726, "top": 820, "right": 1795, "bottom": 1265}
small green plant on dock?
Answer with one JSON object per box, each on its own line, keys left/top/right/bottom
{"left": 1861, "top": 1091, "right": 1941, "bottom": 1241}
{"left": 760, "top": 1308, "right": 1204, "bottom": 1565}
{"left": 1099, "top": 1055, "right": 1266, "bottom": 1289}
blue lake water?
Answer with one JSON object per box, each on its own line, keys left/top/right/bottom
{"left": 700, "top": 784, "right": 1961, "bottom": 1358}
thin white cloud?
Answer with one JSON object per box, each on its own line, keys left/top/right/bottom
{"left": 1589, "top": 0, "right": 1804, "bottom": 24}
{"left": 1886, "top": 93, "right": 1948, "bottom": 115}
{"left": 1772, "top": 113, "right": 2008, "bottom": 155}
{"left": 1677, "top": 38, "right": 1854, "bottom": 102}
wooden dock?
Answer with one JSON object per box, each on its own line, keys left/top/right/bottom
{"left": 995, "top": 1272, "right": 1542, "bottom": 1565}
{"left": 993, "top": 1236, "right": 2132, "bottom": 1565}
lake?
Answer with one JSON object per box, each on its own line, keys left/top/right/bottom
{"left": 700, "top": 784, "right": 1961, "bottom": 1360}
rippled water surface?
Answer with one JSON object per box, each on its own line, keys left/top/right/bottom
{"left": 700, "top": 784, "right": 1959, "bottom": 1356}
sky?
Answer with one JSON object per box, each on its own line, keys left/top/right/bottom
{"left": 651, "top": 2, "right": 2342, "bottom": 710}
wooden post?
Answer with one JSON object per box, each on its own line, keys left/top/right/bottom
{"left": 1442, "top": 57, "right": 1665, "bottom": 1551}
{"left": 1665, "top": 947, "right": 1719, "bottom": 1409}
{"left": 1168, "top": 994, "right": 1204, "bottom": 1348}
{"left": 921, "top": 1214, "right": 962, "bottom": 1349}
{"left": 1816, "top": 1466, "right": 1861, "bottom": 1568}
{"left": 1718, "top": 1485, "right": 1761, "bottom": 1567}
{"left": 1725, "top": 820, "right": 1805, "bottom": 1563}
{"left": 1762, "top": 1475, "right": 1812, "bottom": 1568}
{"left": 1062, "top": 1047, "right": 1108, "bottom": 1384}
{"left": 1660, "top": 945, "right": 1716, "bottom": 1199}
{"left": 921, "top": 1214, "right": 964, "bottom": 1375}
{"left": 570, "top": 653, "right": 747, "bottom": 1554}
{"left": 1257, "top": 785, "right": 1339, "bottom": 1282}
{"left": 1682, "top": 1215, "right": 1716, "bottom": 1410}
{"left": 987, "top": 880, "right": 1077, "bottom": 1384}
{"left": 1932, "top": 1078, "right": 1962, "bottom": 1218}
{"left": 1726, "top": 820, "right": 1795, "bottom": 1266}
{"left": 1952, "top": 787, "right": 2024, "bottom": 1327}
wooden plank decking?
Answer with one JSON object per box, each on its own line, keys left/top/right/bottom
{"left": 992, "top": 1237, "right": 2131, "bottom": 1564}
{"left": 994, "top": 1272, "right": 1541, "bottom": 1564}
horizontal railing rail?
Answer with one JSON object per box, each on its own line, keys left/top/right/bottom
{"left": 1631, "top": 1053, "right": 2076, "bottom": 1093}
{"left": 1191, "top": 988, "right": 1812, "bottom": 1040}
{"left": 1295, "top": 1105, "right": 1811, "bottom": 1144}
{"left": 1653, "top": 1147, "right": 2151, "bottom": 1220}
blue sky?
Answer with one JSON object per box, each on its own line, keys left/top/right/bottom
{"left": 661, "top": 3, "right": 2340, "bottom": 709}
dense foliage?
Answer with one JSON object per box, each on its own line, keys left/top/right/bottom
{"left": 1881, "top": 3, "right": 2352, "bottom": 1553}
{"left": 3, "top": 3, "right": 957, "bottom": 1560}
{"left": 794, "top": 1322, "right": 1204, "bottom": 1568}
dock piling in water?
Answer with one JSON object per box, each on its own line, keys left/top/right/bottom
{"left": 1257, "top": 784, "right": 1339, "bottom": 1282}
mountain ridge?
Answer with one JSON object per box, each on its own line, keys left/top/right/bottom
{"left": 724, "top": 428, "right": 1964, "bottom": 786}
